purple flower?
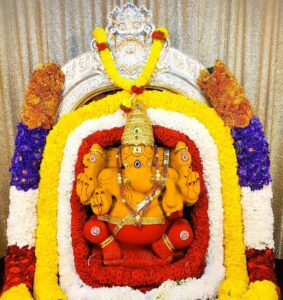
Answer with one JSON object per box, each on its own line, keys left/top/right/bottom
{"left": 10, "top": 123, "right": 48, "bottom": 191}
{"left": 231, "top": 117, "right": 271, "bottom": 190}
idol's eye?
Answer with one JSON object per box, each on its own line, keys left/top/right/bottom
{"left": 118, "top": 23, "right": 126, "bottom": 30}
{"left": 133, "top": 126, "right": 141, "bottom": 134}
{"left": 133, "top": 21, "right": 141, "bottom": 29}
{"left": 182, "top": 153, "right": 189, "bottom": 161}
{"left": 133, "top": 147, "right": 142, "bottom": 154}
{"left": 89, "top": 155, "right": 96, "bottom": 163}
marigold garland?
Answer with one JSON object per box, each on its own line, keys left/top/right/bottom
{"left": 242, "top": 280, "right": 278, "bottom": 300}
{"left": 93, "top": 27, "right": 169, "bottom": 93}
{"left": 197, "top": 60, "right": 254, "bottom": 128}
{"left": 1, "top": 63, "right": 64, "bottom": 299}
{"left": 34, "top": 90, "right": 276, "bottom": 299}
{"left": 21, "top": 63, "right": 65, "bottom": 130}
{"left": 0, "top": 284, "right": 33, "bottom": 300}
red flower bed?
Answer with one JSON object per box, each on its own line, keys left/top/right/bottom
{"left": 71, "top": 126, "right": 209, "bottom": 289}
{"left": 246, "top": 248, "right": 277, "bottom": 283}
{"left": 2, "top": 245, "right": 35, "bottom": 292}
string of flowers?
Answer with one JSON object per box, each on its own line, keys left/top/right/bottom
{"left": 9, "top": 124, "right": 48, "bottom": 191}
{"left": 2, "top": 63, "right": 64, "bottom": 300}
{"left": 93, "top": 27, "right": 168, "bottom": 109}
{"left": 197, "top": 59, "right": 277, "bottom": 296}
{"left": 231, "top": 117, "right": 271, "bottom": 190}
{"left": 94, "top": 27, "right": 168, "bottom": 92}
{"left": 197, "top": 60, "right": 254, "bottom": 128}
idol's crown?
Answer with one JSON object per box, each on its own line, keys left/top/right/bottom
{"left": 122, "top": 100, "right": 154, "bottom": 146}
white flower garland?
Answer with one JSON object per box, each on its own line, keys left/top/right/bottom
{"left": 241, "top": 184, "right": 274, "bottom": 250}
{"left": 147, "top": 109, "right": 224, "bottom": 300}
{"left": 57, "top": 108, "right": 224, "bottom": 300}
{"left": 7, "top": 186, "right": 38, "bottom": 248}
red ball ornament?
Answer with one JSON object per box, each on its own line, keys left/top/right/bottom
{"left": 83, "top": 216, "right": 110, "bottom": 244}
{"left": 167, "top": 219, "right": 193, "bottom": 249}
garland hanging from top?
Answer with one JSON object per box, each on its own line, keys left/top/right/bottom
{"left": 93, "top": 26, "right": 169, "bottom": 109}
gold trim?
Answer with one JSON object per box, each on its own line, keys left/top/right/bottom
{"left": 175, "top": 145, "right": 188, "bottom": 152}
{"left": 162, "top": 234, "right": 175, "bottom": 251}
{"left": 97, "top": 214, "right": 166, "bottom": 225}
{"left": 99, "top": 235, "right": 114, "bottom": 248}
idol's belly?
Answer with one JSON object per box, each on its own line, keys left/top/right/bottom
{"left": 110, "top": 199, "right": 165, "bottom": 219}
{"left": 108, "top": 221, "right": 169, "bottom": 245}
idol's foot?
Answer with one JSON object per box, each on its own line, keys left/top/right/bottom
{"left": 152, "top": 234, "right": 173, "bottom": 260}
{"left": 102, "top": 237, "right": 122, "bottom": 261}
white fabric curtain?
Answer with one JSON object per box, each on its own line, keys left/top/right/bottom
{"left": 0, "top": 0, "right": 282, "bottom": 258}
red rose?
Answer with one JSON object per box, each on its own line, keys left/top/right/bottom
{"left": 152, "top": 31, "right": 166, "bottom": 40}
{"left": 96, "top": 42, "right": 108, "bottom": 51}
{"left": 131, "top": 85, "right": 145, "bottom": 95}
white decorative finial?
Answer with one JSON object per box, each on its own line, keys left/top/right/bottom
{"left": 103, "top": 3, "right": 155, "bottom": 78}
{"left": 107, "top": 3, "right": 153, "bottom": 37}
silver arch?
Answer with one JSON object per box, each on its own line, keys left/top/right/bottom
{"left": 57, "top": 3, "right": 208, "bottom": 119}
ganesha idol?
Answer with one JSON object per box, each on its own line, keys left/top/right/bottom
{"left": 76, "top": 100, "right": 200, "bottom": 264}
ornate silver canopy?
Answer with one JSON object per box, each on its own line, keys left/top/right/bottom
{"left": 58, "top": 3, "right": 207, "bottom": 118}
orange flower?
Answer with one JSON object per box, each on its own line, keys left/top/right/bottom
{"left": 21, "top": 63, "right": 65, "bottom": 130}
{"left": 197, "top": 60, "right": 253, "bottom": 128}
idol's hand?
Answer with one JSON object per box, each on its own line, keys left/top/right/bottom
{"left": 76, "top": 144, "right": 106, "bottom": 206}
{"left": 90, "top": 188, "right": 112, "bottom": 216}
{"left": 183, "top": 170, "right": 200, "bottom": 206}
{"left": 162, "top": 175, "right": 184, "bottom": 217}
{"left": 76, "top": 172, "right": 96, "bottom": 205}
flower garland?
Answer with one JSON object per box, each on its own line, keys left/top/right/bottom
{"left": 34, "top": 90, "right": 277, "bottom": 299}
{"left": 197, "top": 60, "right": 254, "bottom": 128}
{"left": 7, "top": 187, "right": 38, "bottom": 247}
{"left": 232, "top": 117, "right": 271, "bottom": 190}
{"left": 246, "top": 248, "right": 277, "bottom": 283}
{"left": 0, "top": 284, "right": 33, "bottom": 300}
{"left": 21, "top": 63, "right": 65, "bottom": 129}
{"left": 2, "top": 63, "right": 64, "bottom": 299}
{"left": 241, "top": 184, "right": 278, "bottom": 289}
{"left": 241, "top": 184, "right": 274, "bottom": 250}
{"left": 2, "top": 246, "right": 35, "bottom": 293}
{"left": 197, "top": 59, "right": 277, "bottom": 296}
{"left": 37, "top": 93, "right": 222, "bottom": 300}
{"left": 93, "top": 27, "right": 168, "bottom": 96}
{"left": 9, "top": 124, "right": 48, "bottom": 191}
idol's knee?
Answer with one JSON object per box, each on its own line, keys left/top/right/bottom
{"left": 83, "top": 216, "right": 111, "bottom": 244}
{"left": 167, "top": 218, "right": 193, "bottom": 249}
